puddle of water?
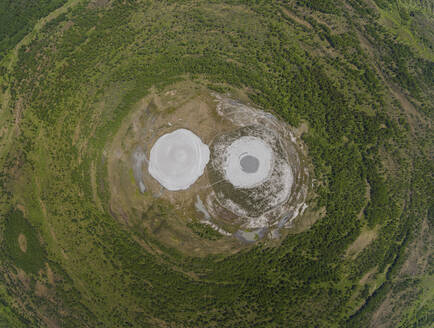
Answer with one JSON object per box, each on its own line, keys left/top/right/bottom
{"left": 240, "top": 154, "right": 260, "bottom": 173}
{"left": 234, "top": 228, "right": 267, "bottom": 243}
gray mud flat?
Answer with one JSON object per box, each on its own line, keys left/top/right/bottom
{"left": 148, "top": 129, "right": 210, "bottom": 191}
{"left": 132, "top": 147, "right": 147, "bottom": 193}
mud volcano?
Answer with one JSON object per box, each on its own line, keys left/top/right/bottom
{"left": 148, "top": 129, "right": 210, "bottom": 191}
{"left": 224, "top": 136, "right": 274, "bottom": 188}
{"left": 208, "top": 123, "right": 295, "bottom": 229}
{"left": 108, "top": 86, "right": 310, "bottom": 253}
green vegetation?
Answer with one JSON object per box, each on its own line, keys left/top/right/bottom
{"left": 0, "top": 0, "right": 431, "bottom": 327}
{"left": 3, "top": 210, "right": 46, "bottom": 274}
{"left": 0, "top": 0, "right": 68, "bottom": 59}
{"left": 364, "top": 165, "right": 390, "bottom": 228}
{"left": 0, "top": 285, "right": 28, "bottom": 328}
{"left": 187, "top": 222, "right": 223, "bottom": 241}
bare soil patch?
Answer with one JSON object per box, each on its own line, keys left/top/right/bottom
{"left": 46, "top": 263, "right": 55, "bottom": 286}
{"left": 16, "top": 268, "right": 30, "bottom": 290}
{"left": 359, "top": 266, "right": 378, "bottom": 285}
{"left": 18, "top": 233, "right": 27, "bottom": 253}
{"left": 35, "top": 281, "right": 49, "bottom": 298}
{"left": 280, "top": 7, "right": 312, "bottom": 29}
{"left": 346, "top": 227, "right": 377, "bottom": 258}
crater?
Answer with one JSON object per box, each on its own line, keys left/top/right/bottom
{"left": 223, "top": 136, "right": 274, "bottom": 189}
{"left": 240, "top": 155, "right": 259, "bottom": 173}
{"left": 148, "top": 129, "right": 210, "bottom": 191}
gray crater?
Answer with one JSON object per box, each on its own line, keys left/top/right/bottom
{"left": 240, "top": 155, "right": 260, "bottom": 173}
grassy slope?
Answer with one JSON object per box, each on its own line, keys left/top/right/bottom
{"left": 0, "top": 0, "right": 69, "bottom": 60}
{"left": 0, "top": 0, "right": 431, "bottom": 327}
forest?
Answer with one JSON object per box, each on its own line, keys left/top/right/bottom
{"left": 0, "top": 0, "right": 432, "bottom": 327}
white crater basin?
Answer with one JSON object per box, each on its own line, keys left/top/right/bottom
{"left": 148, "top": 129, "right": 210, "bottom": 191}
{"left": 224, "top": 136, "right": 273, "bottom": 188}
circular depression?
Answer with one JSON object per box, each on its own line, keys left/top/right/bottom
{"left": 224, "top": 136, "right": 273, "bottom": 188}
{"left": 148, "top": 128, "right": 210, "bottom": 191}
{"left": 240, "top": 155, "right": 260, "bottom": 173}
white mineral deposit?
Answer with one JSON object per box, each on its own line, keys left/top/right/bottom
{"left": 148, "top": 129, "right": 210, "bottom": 191}
{"left": 224, "top": 136, "right": 274, "bottom": 188}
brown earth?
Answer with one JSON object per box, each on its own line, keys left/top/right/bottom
{"left": 346, "top": 227, "right": 378, "bottom": 258}
{"left": 18, "top": 233, "right": 27, "bottom": 253}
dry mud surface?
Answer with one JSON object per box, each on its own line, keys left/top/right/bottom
{"left": 148, "top": 128, "right": 210, "bottom": 191}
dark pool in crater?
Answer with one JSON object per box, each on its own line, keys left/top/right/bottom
{"left": 240, "top": 154, "right": 260, "bottom": 174}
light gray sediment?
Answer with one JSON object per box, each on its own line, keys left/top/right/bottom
{"left": 132, "top": 146, "right": 147, "bottom": 193}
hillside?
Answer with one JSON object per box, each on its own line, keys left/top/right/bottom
{"left": 0, "top": 0, "right": 432, "bottom": 327}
